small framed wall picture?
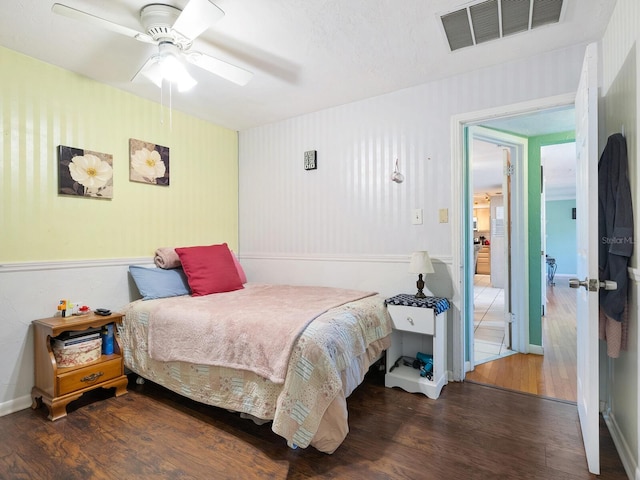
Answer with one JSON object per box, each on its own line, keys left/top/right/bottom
{"left": 129, "top": 138, "right": 170, "bottom": 186}
{"left": 304, "top": 150, "right": 317, "bottom": 170}
{"left": 58, "top": 145, "right": 113, "bottom": 199}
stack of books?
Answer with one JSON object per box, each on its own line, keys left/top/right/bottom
{"left": 53, "top": 327, "right": 102, "bottom": 349}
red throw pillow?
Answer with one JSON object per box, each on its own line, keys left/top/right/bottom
{"left": 175, "top": 243, "right": 244, "bottom": 296}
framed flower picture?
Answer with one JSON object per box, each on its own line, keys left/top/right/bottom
{"left": 129, "top": 139, "right": 170, "bottom": 186}
{"left": 58, "top": 145, "right": 113, "bottom": 199}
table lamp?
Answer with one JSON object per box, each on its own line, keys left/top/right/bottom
{"left": 409, "top": 251, "right": 434, "bottom": 298}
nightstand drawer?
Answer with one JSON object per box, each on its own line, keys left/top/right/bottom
{"left": 387, "top": 305, "right": 435, "bottom": 335}
{"left": 57, "top": 357, "right": 122, "bottom": 396}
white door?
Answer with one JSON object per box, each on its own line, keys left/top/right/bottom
{"left": 541, "top": 161, "right": 547, "bottom": 314}
{"left": 571, "top": 42, "right": 599, "bottom": 475}
{"left": 470, "top": 126, "right": 527, "bottom": 355}
{"left": 502, "top": 149, "right": 512, "bottom": 347}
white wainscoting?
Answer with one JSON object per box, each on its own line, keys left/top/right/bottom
{"left": 240, "top": 252, "right": 460, "bottom": 380}
{"left": 0, "top": 258, "right": 151, "bottom": 416}
{"left": 603, "top": 267, "right": 640, "bottom": 480}
{"left": 0, "top": 254, "right": 457, "bottom": 415}
{"left": 240, "top": 253, "right": 453, "bottom": 299}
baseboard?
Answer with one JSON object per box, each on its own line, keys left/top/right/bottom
{"left": 0, "top": 394, "right": 32, "bottom": 417}
{"left": 528, "top": 344, "right": 544, "bottom": 355}
{"left": 603, "top": 409, "right": 637, "bottom": 479}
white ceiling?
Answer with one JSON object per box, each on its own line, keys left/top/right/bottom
{"left": 0, "top": 0, "right": 616, "bottom": 131}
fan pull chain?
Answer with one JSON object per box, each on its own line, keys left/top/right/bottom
{"left": 157, "top": 79, "right": 173, "bottom": 130}
{"left": 156, "top": 78, "right": 166, "bottom": 125}
{"left": 169, "top": 82, "right": 173, "bottom": 129}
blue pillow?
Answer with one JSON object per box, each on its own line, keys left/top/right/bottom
{"left": 129, "top": 265, "right": 191, "bottom": 300}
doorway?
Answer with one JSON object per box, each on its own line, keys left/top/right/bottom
{"left": 465, "top": 121, "right": 579, "bottom": 402}
{"left": 449, "top": 93, "right": 577, "bottom": 381}
{"left": 469, "top": 133, "right": 519, "bottom": 365}
{"left": 469, "top": 119, "right": 578, "bottom": 374}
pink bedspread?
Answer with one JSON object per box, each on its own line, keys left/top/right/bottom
{"left": 146, "top": 284, "right": 375, "bottom": 383}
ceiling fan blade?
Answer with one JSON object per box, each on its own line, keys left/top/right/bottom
{"left": 172, "top": 0, "right": 225, "bottom": 41}
{"left": 185, "top": 52, "right": 253, "bottom": 86}
{"left": 51, "top": 3, "right": 155, "bottom": 44}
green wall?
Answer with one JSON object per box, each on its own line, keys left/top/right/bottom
{"left": 545, "top": 199, "right": 577, "bottom": 275}
{"left": 0, "top": 46, "right": 239, "bottom": 263}
{"left": 527, "top": 131, "right": 575, "bottom": 345}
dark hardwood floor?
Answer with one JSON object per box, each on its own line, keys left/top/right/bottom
{"left": 0, "top": 370, "right": 627, "bottom": 479}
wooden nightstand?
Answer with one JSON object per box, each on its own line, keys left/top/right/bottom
{"left": 31, "top": 312, "right": 128, "bottom": 420}
{"left": 384, "top": 295, "right": 450, "bottom": 399}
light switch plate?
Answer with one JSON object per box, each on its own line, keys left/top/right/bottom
{"left": 439, "top": 208, "right": 449, "bottom": 223}
{"left": 412, "top": 208, "right": 423, "bottom": 225}
{"left": 304, "top": 150, "right": 317, "bottom": 170}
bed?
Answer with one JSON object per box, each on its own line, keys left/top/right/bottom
{"left": 120, "top": 262, "right": 392, "bottom": 453}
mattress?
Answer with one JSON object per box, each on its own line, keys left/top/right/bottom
{"left": 118, "top": 285, "right": 392, "bottom": 453}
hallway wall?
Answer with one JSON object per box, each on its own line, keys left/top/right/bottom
{"left": 545, "top": 199, "right": 577, "bottom": 275}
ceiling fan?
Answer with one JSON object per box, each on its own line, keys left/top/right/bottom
{"left": 51, "top": 0, "right": 253, "bottom": 90}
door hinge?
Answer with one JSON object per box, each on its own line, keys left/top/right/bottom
{"left": 505, "top": 164, "right": 515, "bottom": 176}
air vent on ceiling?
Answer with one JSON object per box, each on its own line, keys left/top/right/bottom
{"left": 441, "top": 0, "right": 564, "bottom": 51}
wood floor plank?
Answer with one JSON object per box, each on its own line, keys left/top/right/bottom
{"left": 1, "top": 371, "right": 626, "bottom": 479}
{"left": 467, "top": 278, "right": 578, "bottom": 401}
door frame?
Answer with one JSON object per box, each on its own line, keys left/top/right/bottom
{"left": 468, "top": 126, "right": 527, "bottom": 359}
{"left": 450, "top": 92, "right": 576, "bottom": 379}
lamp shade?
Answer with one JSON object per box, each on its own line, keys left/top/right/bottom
{"left": 408, "top": 251, "right": 434, "bottom": 274}
{"left": 140, "top": 43, "right": 198, "bottom": 92}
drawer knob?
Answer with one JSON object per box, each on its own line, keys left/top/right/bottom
{"left": 406, "top": 317, "right": 414, "bottom": 326}
{"left": 81, "top": 372, "right": 104, "bottom": 383}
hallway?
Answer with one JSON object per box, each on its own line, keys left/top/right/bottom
{"left": 473, "top": 274, "right": 514, "bottom": 364}
{"left": 466, "top": 274, "right": 578, "bottom": 402}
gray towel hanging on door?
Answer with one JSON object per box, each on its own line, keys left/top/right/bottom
{"left": 598, "top": 133, "right": 634, "bottom": 322}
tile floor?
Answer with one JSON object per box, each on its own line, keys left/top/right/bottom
{"left": 473, "top": 274, "right": 516, "bottom": 365}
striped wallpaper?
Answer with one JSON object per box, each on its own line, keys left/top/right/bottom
{"left": 0, "top": 46, "right": 239, "bottom": 263}
{"left": 238, "top": 43, "right": 587, "bottom": 258}
{"left": 599, "top": 0, "right": 639, "bottom": 471}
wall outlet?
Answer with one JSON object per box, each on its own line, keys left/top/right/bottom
{"left": 412, "top": 208, "right": 423, "bottom": 225}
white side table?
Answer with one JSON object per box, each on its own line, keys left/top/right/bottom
{"left": 384, "top": 294, "right": 450, "bottom": 399}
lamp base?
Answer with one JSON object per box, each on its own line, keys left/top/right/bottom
{"left": 415, "top": 273, "right": 426, "bottom": 298}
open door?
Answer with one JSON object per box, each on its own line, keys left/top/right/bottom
{"left": 469, "top": 126, "right": 527, "bottom": 355}
{"left": 502, "top": 148, "right": 512, "bottom": 348}
{"left": 570, "top": 42, "right": 599, "bottom": 475}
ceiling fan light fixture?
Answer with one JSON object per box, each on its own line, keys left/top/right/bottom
{"left": 159, "top": 53, "right": 197, "bottom": 91}
{"left": 53, "top": 0, "right": 252, "bottom": 89}
{"left": 176, "top": 73, "right": 197, "bottom": 92}
{"left": 140, "top": 59, "right": 164, "bottom": 88}
{"left": 139, "top": 53, "right": 197, "bottom": 92}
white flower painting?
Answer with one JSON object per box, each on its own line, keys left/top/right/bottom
{"left": 58, "top": 146, "right": 113, "bottom": 199}
{"left": 129, "top": 138, "right": 170, "bottom": 186}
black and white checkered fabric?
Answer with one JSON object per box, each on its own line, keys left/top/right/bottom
{"left": 385, "top": 294, "right": 451, "bottom": 315}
